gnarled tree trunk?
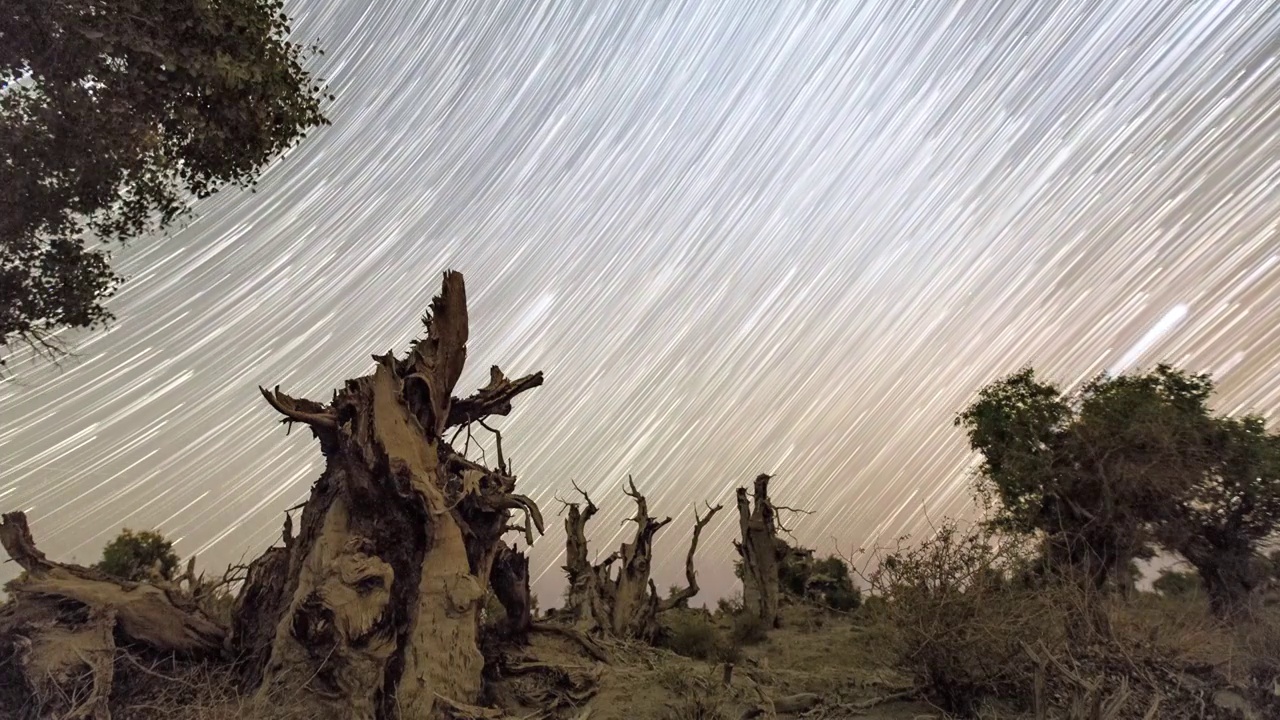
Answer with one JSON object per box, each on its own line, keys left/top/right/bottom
{"left": 735, "top": 473, "right": 781, "bottom": 629}
{"left": 560, "top": 478, "right": 720, "bottom": 640}
{"left": 489, "top": 542, "right": 534, "bottom": 637}
{"left": 231, "top": 271, "right": 545, "bottom": 720}
{"left": 1183, "top": 540, "right": 1261, "bottom": 618}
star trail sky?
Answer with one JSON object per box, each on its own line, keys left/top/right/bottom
{"left": 2, "top": 1, "right": 1280, "bottom": 603}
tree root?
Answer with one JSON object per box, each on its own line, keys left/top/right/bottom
{"left": 530, "top": 622, "right": 611, "bottom": 663}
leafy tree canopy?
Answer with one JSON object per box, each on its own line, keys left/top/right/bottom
{"left": 957, "top": 364, "right": 1280, "bottom": 610}
{"left": 1, "top": 0, "right": 330, "bottom": 369}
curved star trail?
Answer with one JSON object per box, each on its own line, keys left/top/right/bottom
{"left": 3, "top": 1, "right": 1280, "bottom": 604}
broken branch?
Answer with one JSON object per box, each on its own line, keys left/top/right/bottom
{"left": 0, "top": 511, "right": 52, "bottom": 573}
{"left": 446, "top": 365, "right": 544, "bottom": 428}
{"left": 258, "top": 385, "right": 337, "bottom": 430}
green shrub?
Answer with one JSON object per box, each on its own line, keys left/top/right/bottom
{"left": 1152, "top": 569, "right": 1202, "bottom": 598}
{"left": 777, "top": 542, "right": 862, "bottom": 611}
{"left": 95, "top": 528, "right": 180, "bottom": 582}
{"left": 661, "top": 612, "right": 723, "bottom": 660}
{"left": 729, "top": 612, "right": 768, "bottom": 646}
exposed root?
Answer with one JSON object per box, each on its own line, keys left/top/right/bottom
{"left": 531, "top": 623, "right": 611, "bottom": 664}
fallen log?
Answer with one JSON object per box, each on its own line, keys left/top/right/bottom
{"left": 0, "top": 512, "right": 227, "bottom": 719}
{"left": 1, "top": 512, "right": 226, "bottom": 656}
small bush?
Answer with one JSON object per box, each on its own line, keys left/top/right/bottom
{"left": 657, "top": 670, "right": 729, "bottom": 720}
{"left": 868, "top": 521, "right": 1061, "bottom": 715}
{"left": 96, "top": 528, "right": 180, "bottom": 582}
{"left": 729, "top": 612, "right": 768, "bottom": 646}
{"left": 661, "top": 612, "right": 723, "bottom": 660}
{"left": 715, "top": 592, "right": 743, "bottom": 617}
{"left": 777, "top": 542, "right": 862, "bottom": 612}
{"left": 1152, "top": 569, "right": 1201, "bottom": 598}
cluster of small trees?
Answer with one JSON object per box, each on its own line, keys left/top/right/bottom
{"left": 956, "top": 364, "right": 1280, "bottom": 616}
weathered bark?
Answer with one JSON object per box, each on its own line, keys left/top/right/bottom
{"left": 0, "top": 512, "right": 226, "bottom": 719}
{"left": 560, "top": 483, "right": 614, "bottom": 634}
{"left": 734, "top": 474, "right": 782, "bottom": 629}
{"left": 234, "top": 271, "right": 545, "bottom": 720}
{"left": 229, "top": 544, "right": 290, "bottom": 685}
{"left": 607, "top": 477, "right": 671, "bottom": 638}
{"left": 560, "top": 478, "right": 720, "bottom": 640}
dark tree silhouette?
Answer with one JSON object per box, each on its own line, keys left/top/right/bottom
{"left": 958, "top": 364, "right": 1280, "bottom": 615}
{"left": 1, "top": 0, "right": 329, "bottom": 369}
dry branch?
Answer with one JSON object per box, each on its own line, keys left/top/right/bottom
{"left": 447, "top": 366, "right": 545, "bottom": 429}
{"left": 256, "top": 385, "right": 337, "bottom": 432}
{"left": 660, "top": 501, "right": 724, "bottom": 611}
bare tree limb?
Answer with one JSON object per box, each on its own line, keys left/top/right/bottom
{"left": 660, "top": 501, "right": 724, "bottom": 611}
{"left": 446, "top": 365, "right": 544, "bottom": 428}
{"left": 258, "top": 385, "right": 337, "bottom": 431}
{"left": 489, "top": 493, "right": 546, "bottom": 546}
{"left": 0, "top": 511, "right": 52, "bottom": 573}
{"left": 476, "top": 418, "right": 506, "bottom": 474}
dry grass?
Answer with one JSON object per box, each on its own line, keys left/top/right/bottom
{"left": 0, "top": 649, "right": 317, "bottom": 720}
{"left": 852, "top": 521, "right": 1280, "bottom": 719}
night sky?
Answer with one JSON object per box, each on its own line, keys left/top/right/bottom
{"left": 3, "top": 1, "right": 1280, "bottom": 604}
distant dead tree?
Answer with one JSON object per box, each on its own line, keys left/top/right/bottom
{"left": 559, "top": 476, "right": 722, "bottom": 640}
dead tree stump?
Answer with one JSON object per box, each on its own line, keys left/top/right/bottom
{"left": 734, "top": 474, "right": 782, "bottom": 629}
{"left": 560, "top": 477, "right": 721, "bottom": 640}
{"left": 231, "top": 271, "right": 545, "bottom": 719}
{"left": 0, "top": 512, "right": 226, "bottom": 719}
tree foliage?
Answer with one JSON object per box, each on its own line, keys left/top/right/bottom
{"left": 0, "top": 0, "right": 330, "bottom": 368}
{"left": 733, "top": 537, "right": 861, "bottom": 612}
{"left": 776, "top": 540, "right": 861, "bottom": 611}
{"left": 94, "top": 528, "right": 180, "bottom": 582}
{"left": 958, "top": 364, "right": 1280, "bottom": 613}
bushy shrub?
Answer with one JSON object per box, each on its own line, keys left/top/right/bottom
{"left": 657, "top": 668, "right": 728, "bottom": 720}
{"left": 777, "top": 543, "right": 862, "bottom": 612}
{"left": 715, "top": 592, "right": 743, "bottom": 617}
{"left": 1152, "top": 569, "right": 1202, "bottom": 598}
{"left": 95, "top": 528, "right": 180, "bottom": 582}
{"left": 868, "top": 522, "right": 1062, "bottom": 715}
{"left": 734, "top": 540, "right": 863, "bottom": 612}
{"left": 661, "top": 611, "right": 723, "bottom": 660}
{"left": 729, "top": 612, "right": 768, "bottom": 646}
